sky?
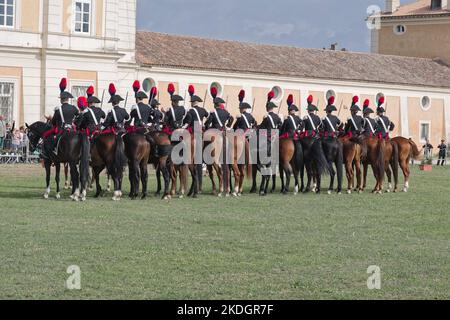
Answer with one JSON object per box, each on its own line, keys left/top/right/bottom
{"left": 136, "top": 0, "right": 416, "bottom": 52}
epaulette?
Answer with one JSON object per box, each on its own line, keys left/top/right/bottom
{"left": 54, "top": 106, "right": 59, "bottom": 111}
{"left": 236, "top": 114, "right": 241, "bottom": 118}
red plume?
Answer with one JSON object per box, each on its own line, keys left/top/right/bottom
{"left": 150, "top": 86, "right": 158, "bottom": 100}
{"left": 267, "top": 90, "right": 275, "bottom": 102}
{"left": 238, "top": 90, "right": 245, "bottom": 103}
{"left": 109, "top": 83, "right": 116, "bottom": 96}
{"left": 307, "top": 95, "right": 314, "bottom": 104}
{"left": 328, "top": 96, "right": 335, "bottom": 105}
{"left": 363, "top": 99, "right": 370, "bottom": 108}
{"left": 188, "top": 85, "right": 195, "bottom": 97}
{"left": 287, "top": 94, "right": 294, "bottom": 107}
{"left": 352, "top": 96, "right": 359, "bottom": 105}
{"left": 133, "top": 80, "right": 140, "bottom": 93}
{"left": 378, "top": 96, "right": 385, "bottom": 106}
{"left": 168, "top": 83, "right": 175, "bottom": 96}
{"left": 59, "top": 78, "right": 67, "bottom": 93}
{"left": 86, "top": 86, "right": 94, "bottom": 97}
{"left": 77, "top": 96, "right": 87, "bottom": 109}
{"left": 211, "top": 86, "right": 218, "bottom": 99}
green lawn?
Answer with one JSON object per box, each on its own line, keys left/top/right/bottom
{"left": 0, "top": 164, "right": 449, "bottom": 300}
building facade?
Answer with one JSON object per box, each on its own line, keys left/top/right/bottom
{"left": 1, "top": 0, "right": 450, "bottom": 151}
{"left": 372, "top": 0, "right": 450, "bottom": 63}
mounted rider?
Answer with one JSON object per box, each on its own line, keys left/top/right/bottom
{"left": 183, "top": 85, "right": 208, "bottom": 133}
{"left": 345, "top": 96, "right": 364, "bottom": 138}
{"left": 204, "top": 87, "right": 234, "bottom": 131}
{"left": 321, "top": 96, "right": 343, "bottom": 138}
{"left": 148, "top": 87, "right": 163, "bottom": 131}
{"left": 375, "top": 96, "right": 395, "bottom": 139}
{"left": 163, "top": 83, "right": 186, "bottom": 136}
{"left": 129, "top": 80, "right": 153, "bottom": 129}
{"left": 102, "top": 83, "right": 130, "bottom": 133}
{"left": 258, "top": 90, "right": 282, "bottom": 133}
{"left": 302, "top": 95, "right": 322, "bottom": 137}
{"left": 280, "top": 94, "right": 303, "bottom": 140}
{"left": 362, "top": 99, "right": 378, "bottom": 137}
{"left": 233, "top": 90, "right": 256, "bottom": 132}
{"left": 41, "top": 78, "right": 78, "bottom": 159}
{"left": 75, "top": 86, "right": 105, "bottom": 136}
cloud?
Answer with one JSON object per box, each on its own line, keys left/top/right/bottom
{"left": 244, "top": 20, "right": 295, "bottom": 39}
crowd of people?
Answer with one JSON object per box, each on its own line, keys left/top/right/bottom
{"left": 0, "top": 116, "right": 34, "bottom": 162}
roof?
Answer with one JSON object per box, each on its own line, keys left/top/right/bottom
{"left": 381, "top": 0, "right": 450, "bottom": 18}
{"left": 136, "top": 31, "right": 450, "bottom": 89}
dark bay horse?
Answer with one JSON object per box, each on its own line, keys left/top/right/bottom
{"left": 27, "top": 121, "right": 90, "bottom": 201}
{"left": 124, "top": 132, "right": 150, "bottom": 200}
{"left": 300, "top": 136, "right": 331, "bottom": 194}
{"left": 321, "top": 136, "right": 344, "bottom": 194}
{"left": 147, "top": 130, "right": 172, "bottom": 200}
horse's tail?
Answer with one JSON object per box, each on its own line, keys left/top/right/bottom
{"left": 408, "top": 138, "right": 420, "bottom": 160}
{"left": 376, "top": 139, "right": 385, "bottom": 181}
{"left": 311, "top": 139, "right": 332, "bottom": 176}
{"left": 80, "top": 133, "right": 91, "bottom": 189}
{"left": 112, "top": 133, "right": 127, "bottom": 176}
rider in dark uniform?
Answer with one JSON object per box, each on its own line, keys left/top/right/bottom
{"left": 281, "top": 104, "right": 303, "bottom": 139}
{"left": 163, "top": 94, "right": 186, "bottom": 134}
{"left": 362, "top": 99, "right": 377, "bottom": 137}
{"left": 183, "top": 94, "right": 208, "bottom": 132}
{"left": 321, "top": 96, "right": 343, "bottom": 138}
{"left": 76, "top": 88, "right": 106, "bottom": 135}
{"left": 205, "top": 97, "right": 234, "bottom": 130}
{"left": 345, "top": 96, "right": 364, "bottom": 137}
{"left": 233, "top": 103, "right": 256, "bottom": 131}
{"left": 42, "top": 78, "right": 78, "bottom": 159}
{"left": 102, "top": 84, "right": 130, "bottom": 132}
{"left": 259, "top": 102, "right": 282, "bottom": 131}
{"left": 375, "top": 96, "right": 395, "bottom": 139}
{"left": 129, "top": 91, "right": 153, "bottom": 128}
{"left": 150, "top": 98, "right": 164, "bottom": 131}
{"left": 303, "top": 95, "right": 322, "bottom": 137}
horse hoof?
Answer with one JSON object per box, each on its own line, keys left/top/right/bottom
{"left": 403, "top": 188, "right": 408, "bottom": 193}
{"left": 232, "top": 192, "right": 238, "bottom": 197}
{"left": 327, "top": 190, "right": 332, "bottom": 195}
{"left": 43, "top": 194, "right": 49, "bottom": 199}
{"left": 347, "top": 190, "right": 352, "bottom": 195}
{"left": 337, "top": 192, "right": 342, "bottom": 195}
{"left": 81, "top": 196, "right": 86, "bottom": 202}
{"left": 55, "top": 193, "right": 61, "bottom": 200}
{"left": 237, "top": 193, "right": 242, "bottom": 197}
{"left": 386, "top": 189, "right": 391, "bottom": 193}
{"left": 163, "top": 196, "right": 169, "bottom": 200}
{"left": 217, "top": 193, "right": 223, "bottom": 198}
{"left": 249, "top": 188, "right": 257, "bottom": 194}
{"left": 179, "top": 195, "right": 184, "bottom": 199}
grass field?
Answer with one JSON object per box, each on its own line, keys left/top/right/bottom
{"left": 0, "top": 164, "right": 449, "bottom": 300}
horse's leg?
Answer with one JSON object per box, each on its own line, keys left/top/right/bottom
{"left": 132, "top": 161, "right": 141, "bottom": 200}
{"left": 327, "top": 161, "right": 335, "bottom": 195}
{"left": 284, "top": 163, "right": 293, "bottom": 195}
{"left": 207, "top": 165, "right": 216, "bottom": 195}
{"left": 69, "top": 162, "right": 80, "bottom": 201}
{"left": 303, "top": 162, "right": 312, "bottom": 193}
{"left": 362, "top": 162, "right": 369, "bottom": 192}
{"left": 215, "top": 164, "right": 224, "bottom": 197}
{"left": 385, "top": 166, "right": 392, "bottom": 193}
{"left": 231, "top": 164, "right": 240, "bottom": 196}
{"left": 170, "top": 165, "right": 177, "bottom": 196}
{"left": 179, "top": 164, "right": 188, "bottom": 199}
{"left": 336, "top": 152, "right": 344, "bottom": 195}
{"left": 279, "top": 164, "right": 285, "bottom": 193}
{"left": 106, "top": 174, "right": 112, "bottom": 192}
{"left": 155, "top": 165, "right": 162, "bottom": 197}
{"left": 250, "top": 164, "right": 258, "bottom": 193}
{"left": 238, "top": 164, "right": 245, "bottom": 195}
{"left": 400, "top": 159, "right": 410, "bottom": 192}
{"left": 44, "top": 160, "right": 51, "bottom": 199}
{"left": 271, "top": 173, "right": 276, "bottom": 193}
{"left": 345, "top": 159, "right": 354, "bottom": 194}
{"left": 93, "top": 165, "right": 105, "bottom": 198}
{"left": 196, "top": 164, "right": 203, "bottom": 195}
{"left": 64, "top": 163, "right": 70, "bottom": 190}
{"left": 355, "top": 159, "right": 363, "bottom": 193}
{"left": 55, "top": 163, "right": 61, "bottom": 199}
{"left": 140, "top": 160, "right": 148, "bottom": 200}
{"left": 160, "top": 159, "right": 171, "bottom": 200}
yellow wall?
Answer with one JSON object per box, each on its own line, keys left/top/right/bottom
{"left": 408, "top": 97, "right": 445, "bottom": 150}
{"left": 378, "top": 22, "right": 450, "bottom": 62}
{"left": 0, "top": 66, "right": 23, "bottom": 124}
{"left": 96, "top": 0, "right": 103, "bottom": 37}
{"left": 157, "top": 81, "right": 179, "bottom": 109}
{"left": 21, "top": 0, "right": 40, "bottom": 32}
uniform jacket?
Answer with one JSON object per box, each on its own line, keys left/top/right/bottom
{"left": 322, "top": 114, "right": 342, "bottom": 135}
{"left": 52, "top": 103, "right": 79, "bottom": 127}
{"left": 130, "top": 102, "right": 153, "bottom": 126}
{"left": 345, "top": 115, "right": 364, "bottom": 134}
{"left": 363, "top": 117, "right": 378, "bottom": 136}
{"left": 376, "top": 115, "right": 395, "bottom": 136}
{"left": 205, "top": 108, "right": 233, "bottom": 130}
{"left": 259, "top": 112, "right": 282, "bottom": 130}
{"left": 164, "top": 105, "right": 186, "bottom": 130}
{"left": 303, "top": 112, "right": 322, "bottom": 134}
{"left": 183, "top": 106, "right": 209, "bottom": 128}
{"left": 233, "top": 112, "right": 256, "bottom": 131}
{"left": 280, "top": 115, "right": 303, "bottom": 138}
{"left": 76, "top": 106, "right": 106, "bottom": 131}
{"left": 103, "top": 106, "right": 130, "bottom": 129}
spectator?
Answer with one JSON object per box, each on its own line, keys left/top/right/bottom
{"left": 0, "top": 115, "right": 6, "bottom": 150}
{"left": 11, "top": 128, "right": 23, "bottom": 153}
{"left": 423, "top": 139, "right": 434, "bottom": 161}
{"left": 437, "top": 140, "right": 447, "bottom": 166}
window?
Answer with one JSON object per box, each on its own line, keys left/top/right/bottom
{"left": 210, "top": 82, "right": 223, "bottom": 98}
{"left": 271, "top": 86, "right": 284, "bottom": 103}
{"left": 326, "top": 90, "right": 336, "bottom": 101}
{"left": 142, "top": 78, "right": 156, "bottom": 93}
{"left": 420, "top": 122, "right": 431, "bottom": 143}
{"left": 421, "top": 96, "right": 431, "bottom": 111}
{"left": 0, "top": 0, "right": 15, "bottom": 28}
{"left": 74, "top": 0, "right": 91, "bottom": 34}
{"left": 431, "top": 0, "right": 442, "bottom": 10}
{"left": 0, "top": 82, "right": 14, "bottom": 124}
{"left": 394, "top": 25, "right": 406, "bottom": 35}
{"left": 71, "top": 85, "right": 91, "bottom": 100}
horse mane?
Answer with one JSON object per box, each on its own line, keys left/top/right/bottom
{"left": 29, "top": 121, "right": 51, "bottom": 136}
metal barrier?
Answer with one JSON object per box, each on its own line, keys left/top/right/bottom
{"left": 0, "top": 139, "right": 40, "bottom": 164}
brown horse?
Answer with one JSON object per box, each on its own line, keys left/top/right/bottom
{"left": 203, "top": 130, "right": 225, "bottom": 196}
{"left": 279, "top": 138, "right": 303, "bottom": 194}
{"left": 383, "top": 139, "right": 399, "bottom": 193}
{"left": 124, "top": 132, "right": 151, "bottom": 200}
{"left": 361, "top": 136, "right": 385, "bottom": 193}
{"left": 390, "top": 137, "right": 420, "bottom": 192}
{"left": 227, "top": 130, "right": 248, "bottom": 196}
{"left": 169, "top": 129, "right": 189, "bottom": 198}
{"left": 340, "top": 136, "right": 364, "bottom": 194}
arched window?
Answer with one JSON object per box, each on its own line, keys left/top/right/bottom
{"left": 210, "top": 82, "right": 223, "bottom": 98}
{"left": 393, "top": 25, "right": 406, "bottom": 35}
{"left": 421, "top": 96, "right": 431, "bottom": 111}
{"left": 326, "top": 90, "right": 336, "bottom": 101}
{"left": 271, "top": 86, "right": 284, "bottom": 103}
{"left": 142, "top": 77, "right": 157, "bottom": 93}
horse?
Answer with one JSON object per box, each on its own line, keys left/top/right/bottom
{"left": 26, "top": 121, "right": 90, "bottom": 201}
{"left": 321, "top": 135, "right": 344, "bottom": 194}
{"left": 361, "top": 136, "right": 386, "bottom": 194}
{"left": 299, "top": 136, "right": 331, "bottom": 194}
{"left": 390, "top": 137, "right": 420, "bottom": 192}
{"left": 383, "top": 139, "right": 399, "bottom": 193}
{"left": 147, "top": 129, "right": 172, "bottom": 200}
{"left": 123, "top": 131, "right": 150, "bottom": 200}
{"left": 89, "top": 133, "right": 122, "bottom": 199}
{"left": 279, "top": 137, "right": 303, "bottom": 194}
{"left": 169, "top": 129, "right": 189, "bottom": 199}
{"left": 340, "top": 135, "right": 365, "bottom": 194}
{"left": 203, "top": 130, "right": 225, "bottom": 196}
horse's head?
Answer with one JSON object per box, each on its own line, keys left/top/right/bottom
{"left": 26, "top": 122, "right": 51, "bottom": 152}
